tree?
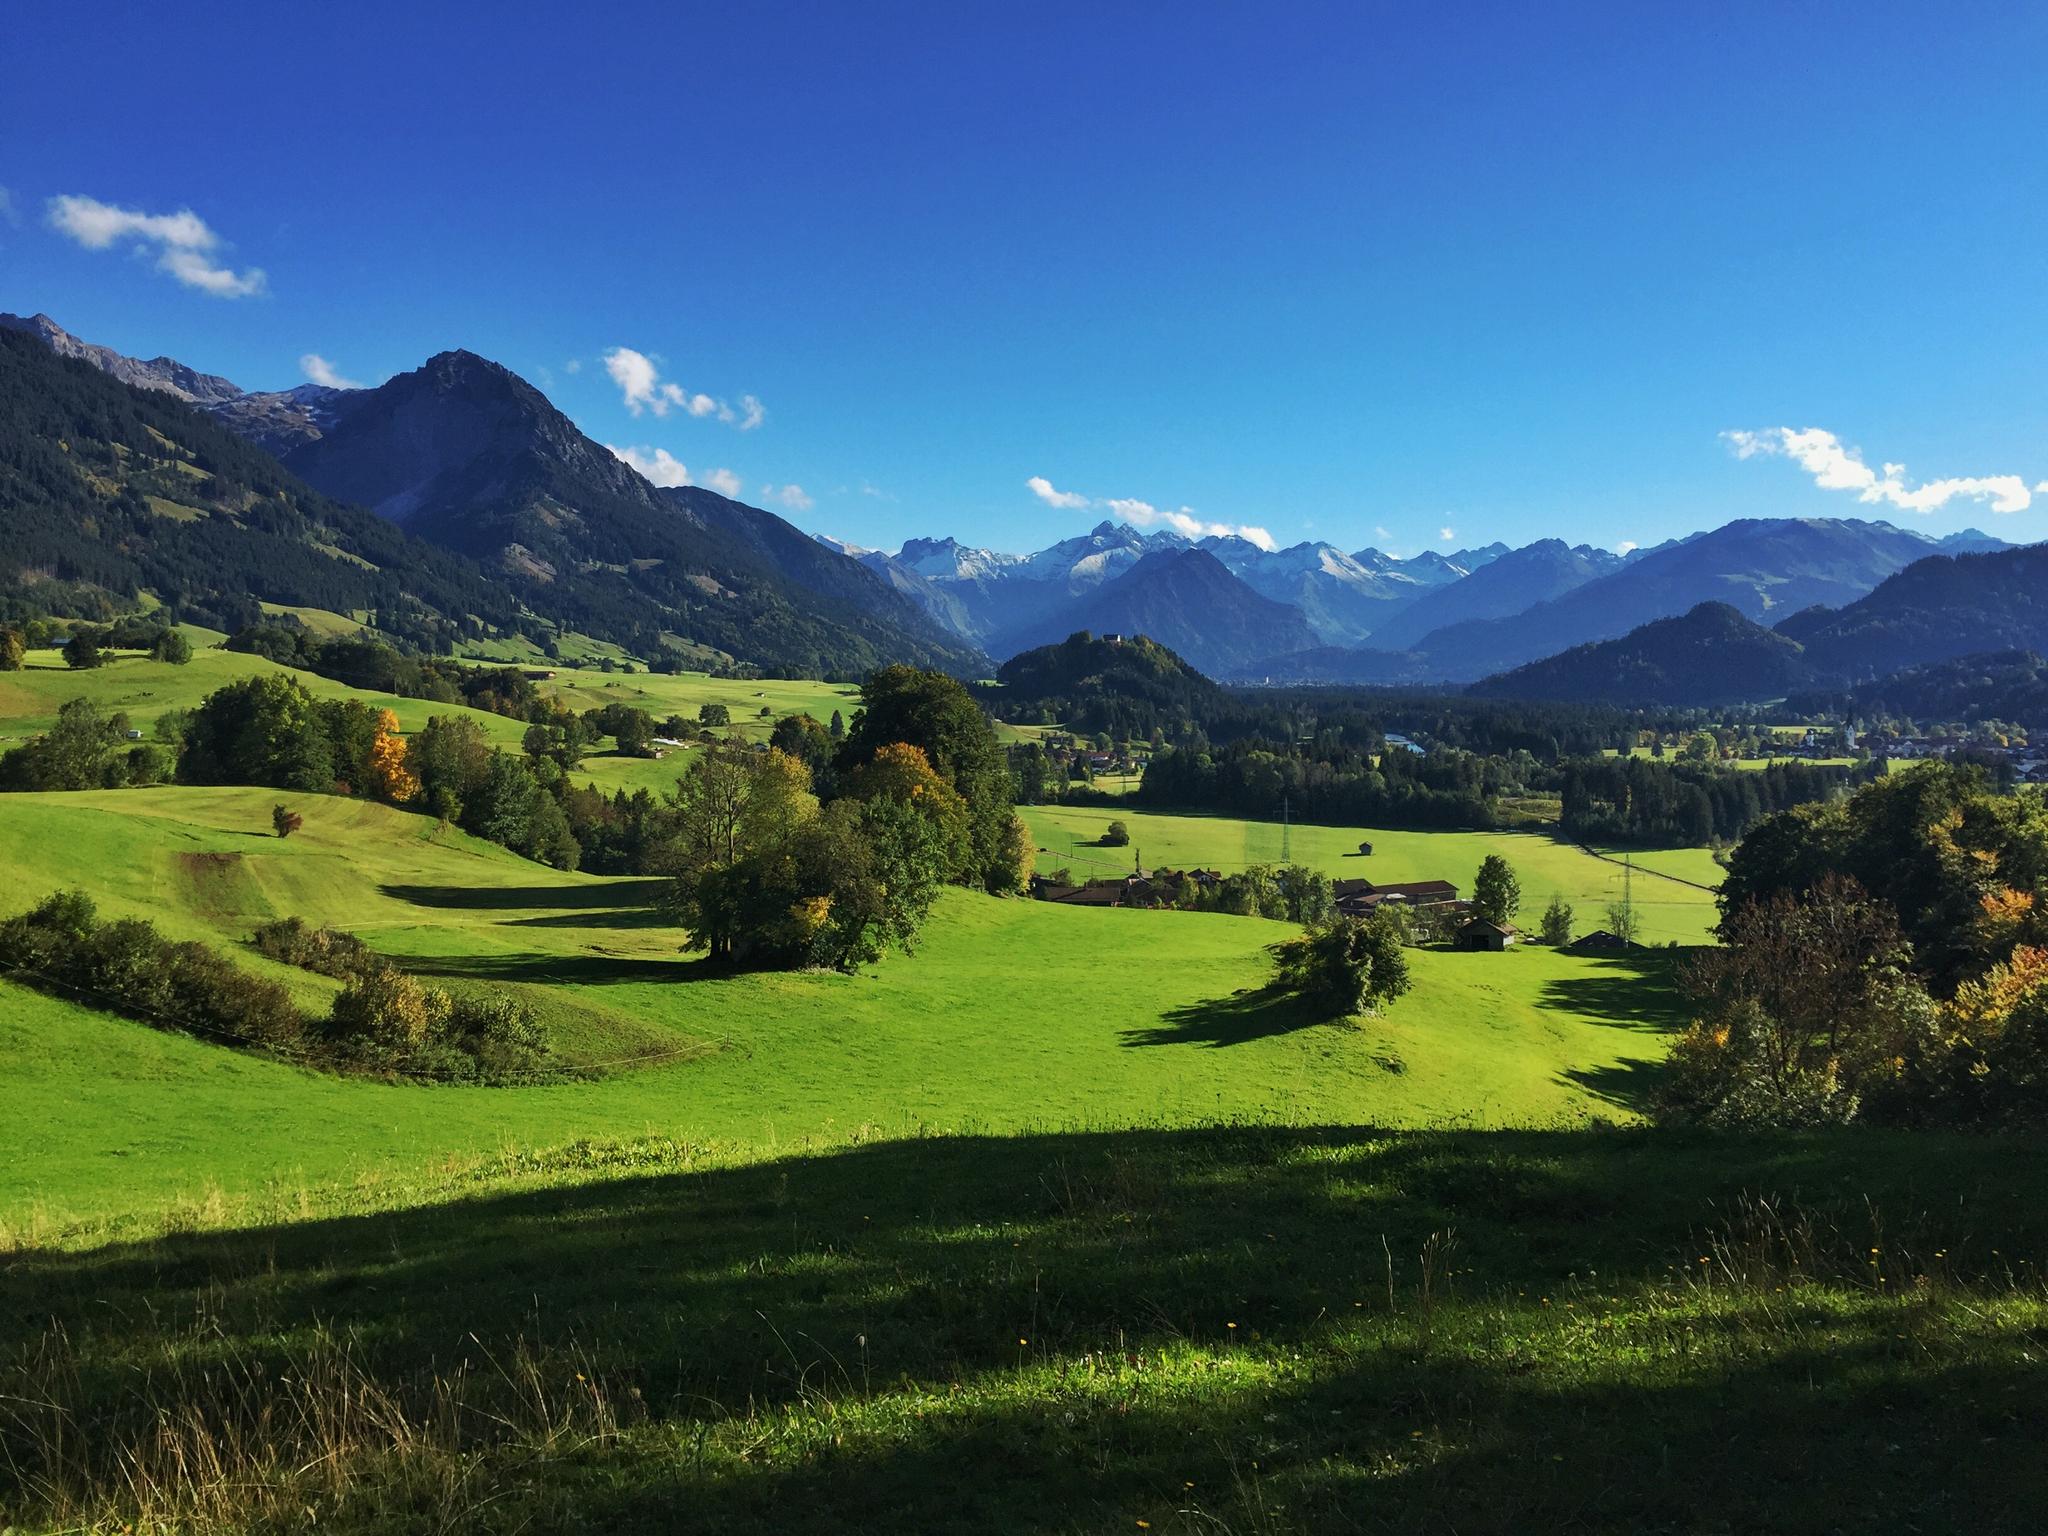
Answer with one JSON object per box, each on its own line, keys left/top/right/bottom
{"left": 364, "top": 709, "right": 419, "bottom": 803}
{"left": 837, "top": 666, "right": 1017, "bottom": 892}
{"left": 770, "top": 713, "right": 834, "bottom": 779}
{"left": 0, "top": 627, "right": 24, "bottom": 671}
{"left": 179, "top": 673, "right": 334, "bottom": 792}
{"left": 1269, "top": 911, "right": 1412, "bottom": 1019}
{"left": 150, "top": 629, "right": 193, "bottom": 664}
{"left": 663, "top": 746, "right": 819, "bottom": 961}
{"left": 63, "top": 632, "right": 104, "bottom": 670}
{"left": 1102, "top": 819, "right": 1131, "bottom": 847}
{"left": 272, "top": 804, "right": 304, "bottom": 838}
{"left": 1658, "top": 874, "right": 1922, "bottom": 1126}
{"left": 828, "top": 708, "right": 845, "bottom": 740}
{"left": 1603, "top": 900, "right": 1641, "bottom": 945}
{"left": 845, "top": 742, "right": 974, "bottom": 880}
{"left": 698, "top": 703, "right": 731, "bottom": 728}
{"left": 1471, "top": 855, "right": 1521, "bottom": 926}
{"left": 0, "top": 698, "right": 130, "bottom": 790}
{"left": 1540, "top": 893, "right": 1574, "bottom": 946}
{"left": 409, "top": 714, "right": 495, "bottom": 822}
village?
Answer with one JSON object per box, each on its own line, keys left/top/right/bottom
{"left": 1028, "top": 858, "right": 1633, "bottom": 954}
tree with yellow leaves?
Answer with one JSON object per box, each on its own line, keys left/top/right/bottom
{"left": 364, "top": 709, "right": 420, "bottom": 803}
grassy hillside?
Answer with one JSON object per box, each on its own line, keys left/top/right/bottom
{"left": 1023, "top": 804, "right": 1721, "bottom": 944}
{"left": 4, "top": 1119, "right": 2042, "bottom": 1533}
{"left": 0, "top": 787, "right": 1679, "bottom": 1232}
{"left": 0, "top": 642, "right": 861, "bottom": 800}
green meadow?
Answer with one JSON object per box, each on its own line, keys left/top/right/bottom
{"left": 1022, "top": 803, "right": 1721, "bottom": 944}
{"left": 0, "top": 786, "right": 1677, "bottom": 1235}
{"left": 4, "top": 657, "right": 2043, "bottom": 1535}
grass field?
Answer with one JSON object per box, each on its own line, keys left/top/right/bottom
{"left": 8, "top": 672, "right": 2039, "bottom": 1533}
{"left": 1022, "top": 804, "right": 1722, "bottom": 945}
{"left": 0, "top": 641, "right": 863, "bottom": 801}
{"left": 0, "top": 786, "right": 1691, "bottom": 1235}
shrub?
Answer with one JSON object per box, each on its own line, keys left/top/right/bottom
{"left": 272, "top": 804, "right": 304, "bottom": 838}
{"left": 1101, "top": 819, "right": 1131, "bottom": 847}
{"left": 251, "top": 916, "right": 380, "bottom": 978}
{"left": 1269, "top": 911, "right": 1412, "bottom": 1019}
{"left": 1540, "top": 893, "right": 1574, "bottom": 946}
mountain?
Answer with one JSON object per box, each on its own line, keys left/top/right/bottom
{"left": 0, "top": 311, "right": 244, "bottom": 404}
{"left": 1404, "top": 518, "right": 1964, "bottom": 681}
{"left": 1363, "top": 539, "right": 1623, "bottom": 652}
{"left": 990, "top": 631, "right": 1223, "bottom": 711}
{"left": 263, "top": 349, "right": 983, "bottom": 675}
{"left": 876, "top": 521, "right": 1191, "bottom": 649}
{"left": 1009, "top": 548, "right": 1320, "bottom": 679}
{"left": 1788, "top": 650, "right": 2048, "bottom": 730}
{"left": 205, "top": 384, "right": 359, "bottom": 457}
{"left": 1469, "top": 601, "right": 1814, "bottom": 706}
{"left": 1193, "top": 539, "right": 1440, "bottom": 645}
{"left": 0, "top": 325, "right": 521, "bottom": 646}
{"left": 1786, "top": 544, "right": 2048, "bottom": 681}
{"left": 1, "top": 311, "right": 361, "bottom": 456}
{"left": 813, "top": 534, "right": 987, "bottom": 643}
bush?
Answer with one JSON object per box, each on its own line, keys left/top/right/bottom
{"left": 0, "top": 891, "right": 307, "bottom": 1054}
{"left": 252, "top": 916, "right": 379, "bottom": 978}
{"left": 1539, "top": 893, "right": 1574, "bottom": 946}
{"left": 1101, "top": 819, "right": 1131, "bottom": 847}
{"left": 1269, "top": 911, "right": 1412, "bottom": 1019}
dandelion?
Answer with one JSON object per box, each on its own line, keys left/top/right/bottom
{"left": 1019, "top": 1338, "right": 1029, "bottom": 1347}
{"left": 1226, "top": 1322, "right": 1237, "bottom": 1330}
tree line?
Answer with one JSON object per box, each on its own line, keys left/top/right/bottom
{"left": 1660, "top": 762, "right": 2048, "bottom": 1127}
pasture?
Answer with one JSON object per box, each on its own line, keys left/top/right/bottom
{"left": 1021, "top": 803, "right": 1722, "bottom": 945}
{"left": 3, "top": 688, "right": 2044, "bottom": 1535}
{"left": 0, "top": 786, "right": 1684, "bottom": 1234}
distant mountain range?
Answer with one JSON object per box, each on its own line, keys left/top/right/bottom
{"left": 3, "top": 313, "right": 981, "bottom": 677}
{"left": 1465, "top": 543, "right": 2048, "bottom": 712}
{"left": 1469, "top": 601, "right": 1815, "bottom": 706}
{"left": 6, "top": 306, "right": 2039, "bottom": 702}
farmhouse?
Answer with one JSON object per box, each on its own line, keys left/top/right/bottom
{"left": 1567, "top": 928, "right": 1635, "bottom": 953}
{"left": 1455, "top": 917, "right": 1518, "bottom": 951}
{"left": 1332, "top": 877, "right": 1460, "bottom": 918}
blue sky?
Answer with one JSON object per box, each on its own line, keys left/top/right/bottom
{"left": 6, "top": 1, "right": 2046, "bottom": 557}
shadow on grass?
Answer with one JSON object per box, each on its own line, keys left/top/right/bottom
{"left": 1536, "top": 952, "right": 1690, "bottom": 1113}
{"left": 1120, "top": 985, "right": 1331, "bottom": 1048}
{"left": 5, "top": 1126, "right": 2044, "bottom": 1533}
{"left": 381, "top": 878, "right": 670, "bottom": 913}
{"left": 1535, "top": 951, "right": 1694, "bottom": 1032}
{"left": 401, "top": 951, "right": 705, "bottom": 986}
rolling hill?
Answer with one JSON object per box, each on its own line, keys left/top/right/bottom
{"left": 995, "top": 548, "right": 1321, "bottom": 677}
{"left": 1784, "top": 543, "right": 2048, "bottom": 680}
{"left": 1469, "top": 601, "right": 1814, "bottom": 705}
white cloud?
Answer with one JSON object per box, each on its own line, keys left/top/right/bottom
{"left": 299, "top": 353, "right": 360, "bottom": 390}
{"left": 1723, "top": 426, "right": 2036, "bottom": 515}
{"left": 608, "top": 443, "right": 695, "bottom": 489}
{"left": 47, "top": 193, "right": 265, "bottom": 297}
{"left": 1439, "top": 527, "right": 1455, "bottom": 541}
{"left": 602, "top": 345, "right": 760, "bottom": 429}
{"left": 701, "top": 467, "right": 742, "bottom": 498}
{"left": 1026, "top": 475, "right": 1091, "bottom": 510}
{"left": 563, "top": 358, "right": 582, "bottom": 374}
{"left": 1617, "top": 540, "right": 1639, "bottom": 555}
{"left": 762, "top": 483, "right": 814, "bottom": 512}
{"left": 1027, "top": 476, "right": 1275, "bottom": 549}
{"left": 1373, "top": 525, "right": 1392, "bottom": 540}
